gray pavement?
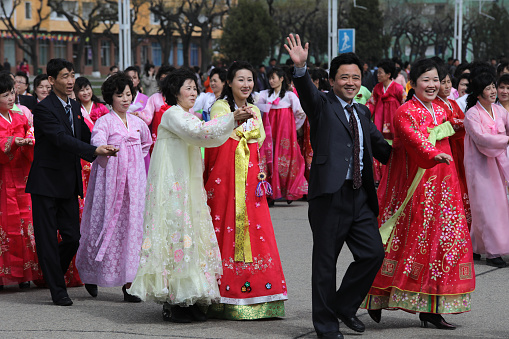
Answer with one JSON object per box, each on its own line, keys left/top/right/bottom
{"left": 1, "top": 201, "right": 508, "bottom": 339}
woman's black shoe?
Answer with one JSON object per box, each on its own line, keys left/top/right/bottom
{"left": 187, "top": 304, "right": 207, "bottom": 322}
{"left": 419, "top": 313, "right": 456, "bottom": 330}
{"left": 486, "top": 257, "right": 508, "bottom": 268}
{"left": 122, "top": 285, "right": 142, "bottom": 302}
{"left": 287, "top": 200, "right": 293, "bottom": 205}
{"left": 268, "top": 200, "right": 275, "bottom": 207}
{"left": 85, "top": 284, "right": 98, "bottom": 297}
{"left": 162, "top": 304, "right": 192, "bottom": 323}
{"left": 19, "top": 281, "right": 30, "bottom": 289}
{"left": 368, "top": 309, "right": 381, "bottom": 323}
{"left": 472, "top": 253, "right": 481, "bottom": 260}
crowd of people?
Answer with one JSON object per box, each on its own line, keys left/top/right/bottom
{"left": 1, "top": 32, "right": 509, "bottom": 339}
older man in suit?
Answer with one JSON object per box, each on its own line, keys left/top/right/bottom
{"left": 26, "top": 58, "right": 118, "bottom": 306}
{"left": 285, "top": 35, "right": 392, "bottom": 339}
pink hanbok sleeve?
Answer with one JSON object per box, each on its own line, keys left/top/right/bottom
{"left": 464, "top": 105, "right": 509, "bottom": 158}
{"left": 137, "top": 117, "right": 152, "bottom": 157}
{"left": 90, "top": 115, "right": 111, "bottom": 168}
{"left": 288, "top": 91, "right": 306, "bottom": 130}
{"left": 138, "top": 94, "right": 157, "bottom": 126}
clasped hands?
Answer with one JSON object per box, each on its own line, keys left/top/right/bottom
{"left": 95, "top": 145, "right": 120, "bottom": 157}
{"left": 14, "top": 137, "right": 34, "bottom": 147}
{"left": 234, "top": 105, "right": 255, "bottom": 122}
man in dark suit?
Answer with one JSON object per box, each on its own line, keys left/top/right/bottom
{"left": 18, "top": 94, "right": 38, "bottom": 111}
{"left": 256, "top": 64, "right": 269, "bottom": 91}
{"left": 26, "top": 58, "right": 118, "bottom": 306}
{"left": 285, "top": 35, "right": 392, "bottom": 339}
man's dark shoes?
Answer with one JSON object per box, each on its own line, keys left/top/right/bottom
{"left": 85, "top": 284, "right": 98, "bottom": 297}
{"left": 122, "top": 285, "right": 142, "bottom": 302}
{"left": 368, "top": 309, "right": 382, "bottom": 323}
{"left": 336, "top": 313, "right": 365, "bottom": 332}
{"left": 317, "top": 331, "right": 344, "bottom": 339}
{"left": 53, "top": 296, "right": 73, "bottom": 306}
{"left": 486, "top": 257, "right": 508, "bottom": 268}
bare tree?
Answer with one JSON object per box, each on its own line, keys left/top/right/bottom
{"left": 0, "top": 0, "right": 50, "bottom": 73}
{"left": 148, "top": 0, "right": 179, "bottom": 66}
{"left": 47, "top": 0, "right": 118, "bottom": 73}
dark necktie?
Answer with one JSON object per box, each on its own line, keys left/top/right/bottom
{"left": 345, "top": 104, "right": 362, "bottom": 189}
{"left": 65, "top": 104, "right": 74, "bottom": 134}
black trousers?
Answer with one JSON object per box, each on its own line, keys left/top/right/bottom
{"left": 309, "top": 181, "right": 385, "bottom": 335}
{"left": 31, "top": 194, "right": 81, "bottom": 302}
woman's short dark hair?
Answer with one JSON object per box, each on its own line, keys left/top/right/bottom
{"left": 466, "top": 72, "right": 496, "bottom": 111}
{"left": 267, "top": 66, "right": 288, "bottom": 99}
{"left": 15, "top": 71, "right": 30, "bottom": 92}
{"left": 160, "top": 67, "right": 198, "bottom": 106}
{"left": 453, "top": 73, "right": 470, "bottom": 89}
{"left": 329, "top": 52, "right": 363, "bottom": 82}
{"left": 497, "top": 74, "right": 509, "bottom": 88}
{"left": 144, "top": 63, "right": 155, "bottom": 77}
{"left": 209, "top": 67, "right": 227, "bottom": 83}
{"left": 32, "top": 74, "right": 49, "bottom": 95}
{"left": 377, "top": 59, "right": 396, "bottom": 79}
{"left": 0, "top": 72, "right": 14, "bottom": 95}
{"left": 497, "top": 61, "right": 509, "bottom": 78}
{"left": 101, "top": 72, "right": 135, "bottom": 106}
{"left": 74, "top": 76, "right": 104, "bottom": 104}
{"left": 310, "top": 68, "right": 331, "bottom": 92}
{"left": 220, "top": 61, "right": 256, "bottom": 112}
{"left": 409, "top": 58, "right": 438, "bottom": 85}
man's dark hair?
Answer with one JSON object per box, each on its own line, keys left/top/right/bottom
{"left": 46, "top": 58, "right": 74, "bottom": 79}
{"left": 15, "top": 71, "right": 30, "bottom": 92}
{"left": 329, "top": 53, "right": 363, "bottom": 81}
{"left": 160, "top": 68, "right": 199, "bottom": 106}
{"left": 101, "top": 72, "right": 135, "bottom": 106}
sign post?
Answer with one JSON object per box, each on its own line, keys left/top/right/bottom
{"left": 338, "top": 28, "right": 355, "bottom": 54}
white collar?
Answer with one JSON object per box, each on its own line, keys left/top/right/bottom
{"left": 414, "top": 96, "right": 437, "bottom": 125}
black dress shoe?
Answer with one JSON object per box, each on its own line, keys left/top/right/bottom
{"left": 287, "top": 200, "right": 293, "bottom": 205}
{"left": 19, "top": 281, "right": 30, "bottom": 289}
{"left": 85, "top": 284, "right": 98, "bottom": 297}
{"left": 187, "top": 304, "right": 207, "bottom": 322}
{"left": 472, "top": 253, "right": 481, "bottom": 260}
{"left": 162, "top": 304, "right": 192, "bottom": 323}
{"left": 53, "top": 296, "right": 73, "bottom": 306}
{"left": 122, "top": 285, "right": 142, "bottom": 303}
{"left": 486, "top": 257, "right": 508, "bottom": 268}
{"left": 368, "top": 309, "right": 382, "bottom": 323}
{"left": 268, "top": 200, "right": 275, "bottom": 207}
{"left": 419, "top": 313, "right": 456, "bottom": 330}
{"left": 317, "top": 331, "right": 344, "bottom": 339}
{"left": 336, "top": 313, "right": 365, "bottom": 332}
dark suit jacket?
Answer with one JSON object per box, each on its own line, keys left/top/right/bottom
{"left": 293, "top": 71, "right": 391, "bottom": 215}
{"left": 18, "top": 95, "right": 38, "bottom": 111}
{"left": 26, "top": 91, "right": 96, "bottom": 199}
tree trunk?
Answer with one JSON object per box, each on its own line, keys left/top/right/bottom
{"left": 74, "top": 39, "right": 85, "bottom": 74}
{"left": 161, "top": 38, "right": 172, "bottom": 66}
{"left": 30, "top": 41, "right": 38, "bottom": 75}
{"left": 182, "top": 36, "right": 191, "bottom": 67}
{"left": 91, "top": 35, "right": 100, "bottom": 73}
{"left": 200, "top": 30, "right": 211, "bottom": 71}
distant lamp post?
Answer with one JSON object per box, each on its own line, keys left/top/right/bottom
{"left": 118, "top": 0, "right": 132, "bottom": 70}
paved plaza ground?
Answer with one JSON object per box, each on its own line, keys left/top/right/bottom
{"left": 1, "top": 201, "right": 508, "bottom": 339}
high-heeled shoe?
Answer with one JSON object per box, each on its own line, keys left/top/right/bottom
{"left": 122, "top": 285, "right": 142, "bottom": 303}
{"left": 419, "top": 313, "right": 456, "bottom": 330}
{"left": 367, "top": 309, "right": 381, "bottom": 323}
{"left": 85, "top": 284, "right": 98, "bottom": 297}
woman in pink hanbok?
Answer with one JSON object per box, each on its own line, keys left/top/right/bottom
{"left": 76, "top": 72, "right": 152, "bottom": 300}
{"left": 256, "top": 67, "right": 308, "bottom": 203}
{"left": 464, "top": 72, "right": 509, "bottom": 268}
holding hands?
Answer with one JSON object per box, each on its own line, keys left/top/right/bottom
{"left": 95, "top": 145, "right": 120, "bottom": 157}
{"left": 284, "top": 34, "right": 309, "bottom": 68}
{"left": 234, "top": 105, "right": 255, "bottom": 122}
{"left": 15, "top": 137, "right": 34, "bottom": 147}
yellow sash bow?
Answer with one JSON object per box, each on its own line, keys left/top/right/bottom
{"left": 234, "top": 128, "right": 261, "bottom": 262}
{"left": 379, "top": 121, "right": 455, "bottom": 252}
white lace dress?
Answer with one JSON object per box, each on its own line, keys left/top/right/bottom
{"left": 128, "top": 104, "right": 234, "bottom": 306}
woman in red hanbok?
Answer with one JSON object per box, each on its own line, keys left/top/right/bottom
{"left": 361, "top": 59, "right": 475, "bottom": 329}
{"left": 367, "top": 60, "right": 406, "bottom": 181}
{"left": 0, "top": 74, "right": 41, "bottom": 290}
{"left": 256, "top": 67, "right": 308, "bottom": 203}
{"left": 204, "top": 61, "right": 287, "bottom": 320}
{"left": 434, "top": 71, "right": 471, "bottom": 229}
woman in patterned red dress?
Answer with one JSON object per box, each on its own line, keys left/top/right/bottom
{"left": 361, "top": 59, "right": 475, "bottom": 329}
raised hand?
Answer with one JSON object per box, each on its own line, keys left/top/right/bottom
{"left": 284, "top": 34, "right": 309, "bottom": 68}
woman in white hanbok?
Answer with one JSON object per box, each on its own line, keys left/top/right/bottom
{"left": 128, "top": 68, "right": 234, "bottom": 323}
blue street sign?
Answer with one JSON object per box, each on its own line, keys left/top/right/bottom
{"left": 338, "top": 29, "right": 355, "bottom": 53}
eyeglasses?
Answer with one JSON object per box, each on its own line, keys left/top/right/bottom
{"left": 15, "top": 80, "right": 27, "bottom": 85}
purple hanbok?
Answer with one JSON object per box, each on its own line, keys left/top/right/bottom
{"left": 76, "top": 111, "right": 152, "bottom": 286}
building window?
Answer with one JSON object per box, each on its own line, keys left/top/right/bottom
{"left": 85, "top": 45, "right": 93, "bottom": 66}
{"left": 0, "top": 0, "right": 14, "bottom": 17}
{"left": 141, "top": 45, "right": 149, "bottom": 65}
{"left": 3, "top": 39, "right": 15, "bottom": 70}
{"left": 152, "top": 42, "right": 161, "bottom": 66}
{"left": 54, "top": 41, "right": 67, "bottom": 59}
{"left": 25, "top": 2, "right": 32, "bottom": 19}
{"left": 190, "top": 43, "right": 198, "bottom": 67}
{"left": 177, "top": 42, "right": 183, "bottom": 66}
{"left": 101, "top": 40, "right": 111, "bottom": 67}
{"left": 39, "top": 40, "right": 49, "bottom": 66}
{"left": 150, "top": 12, "right": 161, "bottom": 25}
